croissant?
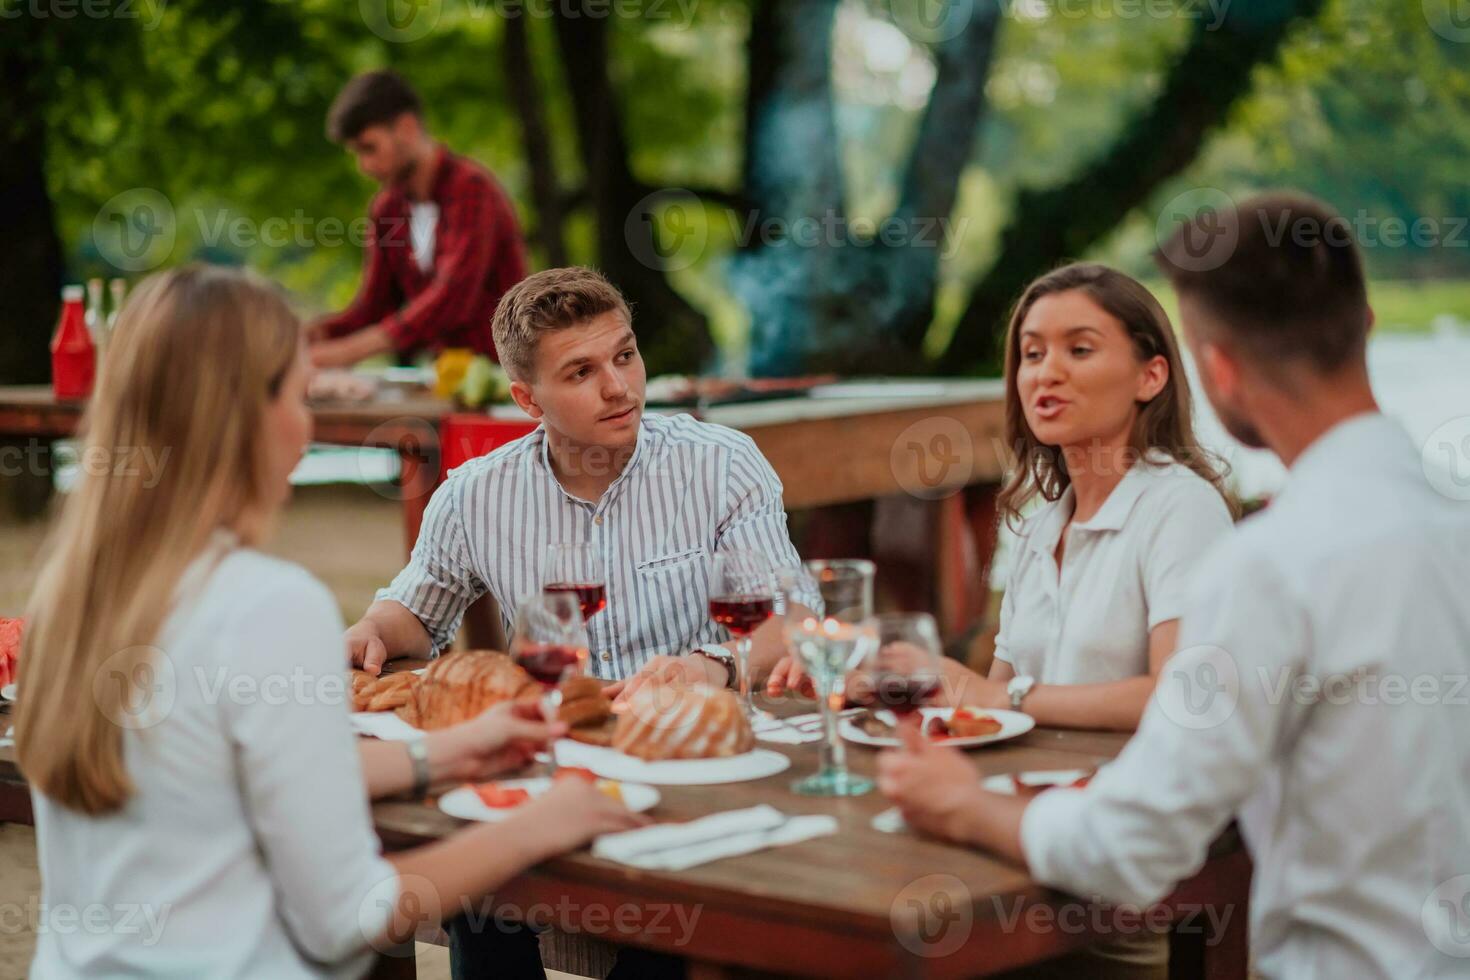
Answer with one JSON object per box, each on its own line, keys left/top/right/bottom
{"left": 558, "top": 676, "right": 615, "bottom": 746}
{"left": 405, "top": 651, "right": 538, "bottom": 731}
{"left": 612, "top": 681, "right": 753, "bottom": 760}
{"left": 349, "top": 670, "right": 419, "bottom": 713}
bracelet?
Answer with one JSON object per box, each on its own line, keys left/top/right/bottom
{"left": 405, "top": 737, "right": 432, "bottom": 798}
{"left": 692, "top": 645, "right": 737, "bottom": 689}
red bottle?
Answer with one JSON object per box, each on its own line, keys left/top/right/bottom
{"left": 51, "top": 285, "right": 95, "bottom": 401}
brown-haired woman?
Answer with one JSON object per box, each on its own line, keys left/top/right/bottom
{"left": 937, "top": 262, "right": 1236, "bottom": 737}
{"left": 877, "top": 263, "right": 1236, "bottom": 980}
{"left": 15, "top": 265, "right": 644, "bottom": 978}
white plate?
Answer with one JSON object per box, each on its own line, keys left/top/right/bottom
{"left": 553, "top": 738, "right": 791, "bottom": 786}
{"left": 439, "top": 778, "right": 660, "bottom": 822}
{"left": 350, "top": 711, "right": 423, "bottom": 741}
{"left": 0, "top": 684, "right": 15, "bottom": 703}
{"left": 981, "top": 769, "right": 1094, "bottom": 795}
{"left": 840, "top": 707, "right": 1034, "bottom": 749}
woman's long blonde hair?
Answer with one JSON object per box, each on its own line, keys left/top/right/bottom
{"left": 16, "top": 265, "right": 300, "bottom": 814}
{"left": 996, "top": 263, "right": 1235, "bottom": 528}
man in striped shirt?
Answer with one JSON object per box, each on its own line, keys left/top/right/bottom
{"left": 346, "top": 266, "right": 813, "bottom": 695}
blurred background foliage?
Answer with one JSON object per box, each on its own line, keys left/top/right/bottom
{"left": 4, "top": 0, "right": 1468, "bottom": 383}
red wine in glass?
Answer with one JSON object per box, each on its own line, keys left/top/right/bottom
{"left": 709, "top": 594, "right": 775, "bottom": 636}
{"left": 515, "top": 643, "right": 584, "bottom": 687}
{"left": 544, "top": 582, "right": 607, "bottom": 622}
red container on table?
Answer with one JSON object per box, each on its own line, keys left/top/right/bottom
{"left": 51, "top": 285, "right": 95, "bottom": 401}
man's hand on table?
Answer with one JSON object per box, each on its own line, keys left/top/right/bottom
{"left": 604, "top": 653, "right": 728, "bottom": 704}
{"left": 428, "top": 701, "right": 566, "bottom": 783}
{"left": 346, "top": 619, "right": 391, "bottom": 675}
{"left": 878, "top": 723, "right": 1029, "bottom": 864}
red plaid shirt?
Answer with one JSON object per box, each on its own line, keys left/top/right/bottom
{"left": 319, "top": 147, "right": 528, "bottom": 358}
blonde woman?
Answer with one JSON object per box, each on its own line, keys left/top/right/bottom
{"left": 15, "top": 265, "right": 644, "bottom": 978}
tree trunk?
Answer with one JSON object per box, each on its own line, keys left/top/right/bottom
{"left": 938, "top": 0, "right": 1327, "bottom": 374}
{"left": 0, "top": 22, "right": 64, "bottom": 386}
{"left": 727, "top": 0, "right": 844, "bottom": 376}
{"left": 549, "top": 9, "right": 712, "bottom": 374}
{"left": 732, "top": 0, "right": 1001, "bottom": 377}
{"left": 502, "top": 13, "right": 568, "bottom": 268}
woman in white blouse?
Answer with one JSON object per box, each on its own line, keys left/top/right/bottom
{"left": 770, "top": 263, "right": 1235, "bottom": 735}
{"left": 940, "top": 262, "right": 1236, "bottom": 732}
{"left": 14, "top": 266, "right": 645, "bottom": 979}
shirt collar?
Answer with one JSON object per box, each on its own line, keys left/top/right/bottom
{"left": 535, "top": 415, "right": 658, "bottom": 506}
{"left": 1279, "top": 411, "right": 1395, "bottom": 496}
{"left": 425, "top": 145, "right": 453, "bottom": 203}
{"left": 1071, "top": 453, "right": 1171, "bottom": 532}
{"left": 1026, "top": 451, "right": 1169, "bottom": 556}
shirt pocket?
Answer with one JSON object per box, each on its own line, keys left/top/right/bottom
{"left": 634, "top": 546, "right": 707, "bottom": 574}
{"left": 633, "top": 547, "right": 711, "bottom": 648}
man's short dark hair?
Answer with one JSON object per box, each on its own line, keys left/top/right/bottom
{"left": 326, "top": 70, "right": 423, "bottom": 143}
{"left": 1155, "top": 191, "right": 1370, "bottom": 373}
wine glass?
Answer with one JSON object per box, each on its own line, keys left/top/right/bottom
{"left": 781, "top": 559, "right": 877, "bottom": 797}
{"left": 542, "top": 543, "right": 607, "bottom": 623}
{"left": 510, "top": 591, "right": 590, "bottom": 772}
{"left": 849, "top": 613, "right": 944, "bottom": 729}
{"left": 709, "top": 549, "right": 776, "bottom": 718}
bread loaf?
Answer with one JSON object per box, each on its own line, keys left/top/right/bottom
{"left": 611, "top": 681, "right": 753, "bottom": 760}
{"left": 406, "top": 651, "right": 538, "bottom": 730}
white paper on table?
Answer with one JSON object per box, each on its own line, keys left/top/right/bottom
{"left": 350, "top": 712, "right": 423, "bottom": 741}
{"left": 752, "top": 711, "right": 824, "bottom": 745}
{"left": 593, "top": 804, "right": 838, "bottom": 871}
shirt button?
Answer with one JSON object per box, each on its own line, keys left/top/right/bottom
{"left": 600, "top": 650, "right": 612, "bottom": 662}
{"left": 594, "top": 516, "right": 604, "bottom": 526}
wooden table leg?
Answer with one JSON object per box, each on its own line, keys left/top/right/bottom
{"left": 366, "top": 949, "right": 418, "bottom": 979}
{"left": 0, "top": 436, "right": 54, "bottom": 521}
{"left": 1169, "top": 848, "right": 1251, "bottom": 980}
{"left": 398, "top": 444, "right": 440, "bottom": 559}
{"left": 932, "top": 483, "right": 1000, "bottom": 642}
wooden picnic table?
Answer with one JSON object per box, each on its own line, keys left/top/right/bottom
{"left": 364, "top": 678, "right": 1250, "bottom": 980}
{"left": 0, "top": 693, "right": 1250, "bottom": 980}
{"left": 0, "top": 380, "right": 1008, "bottom": 638}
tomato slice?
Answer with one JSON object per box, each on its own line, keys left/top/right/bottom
{"left": 553, "top": 767, "right": 598, "bottom": 783}
{"left": 472, "top": 784, "right": 531, "bottom": 808}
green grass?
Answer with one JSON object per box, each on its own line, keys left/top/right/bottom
{"left": 1364, "top": 280, "right": 1470, "bottom": 333}
{"left": 1141, "top": 278, "right": 1469, "bottom": 338}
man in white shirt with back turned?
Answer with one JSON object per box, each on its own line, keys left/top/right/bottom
{"left": 879, "top": 191, "right": 1470, "bottom": 979}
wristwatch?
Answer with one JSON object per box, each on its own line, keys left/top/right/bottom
{"left": 405, "top": 736, "right": 432, "bottom": 798}
{"left": 1007, "top": 675, "right": 1037, "bottom": 711}
{"left": 692, "top": 644, "right": 738, "bottom": 689}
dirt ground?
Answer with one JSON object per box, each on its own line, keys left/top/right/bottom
{"left": 1, "top": 483, "right": 407, "bottom": 625}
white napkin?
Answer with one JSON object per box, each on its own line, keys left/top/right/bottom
{"left": 871, "top": 807, "right": 908, "bottom": 834}
{"left": 751, "top": 711, "right": 824, "bottom": 745}
{"left": 593, "top": 804, "right": 838, "bottom": 871}
{"left": 350, "top": 712, "right": 423, "bottom": 741}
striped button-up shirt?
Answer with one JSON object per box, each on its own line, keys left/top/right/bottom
{"left": 378, "top": 412, "right": 816, "bottom": 679}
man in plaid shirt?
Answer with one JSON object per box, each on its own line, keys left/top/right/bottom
{"left": 310, "top": 70, "right": 528, "bottom": 368}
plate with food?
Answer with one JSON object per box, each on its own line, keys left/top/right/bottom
{"left": 554, "top": 682, "right": 791, "bottom": 785}
{"left": 439, "top": 769, "right": 659, "bottom": 822}
{"left": 839, "top": 706, "right": 1034, "bottom": 749}
{"left": 0, "top": 684, "right": 15, "bottom": 704}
